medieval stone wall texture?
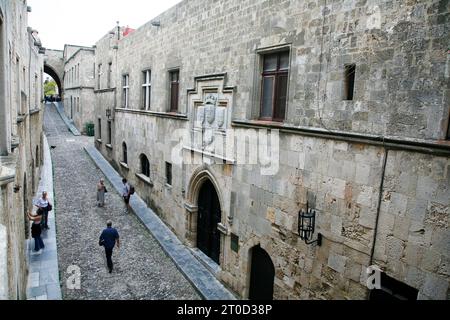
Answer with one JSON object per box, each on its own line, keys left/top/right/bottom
{"left": 93, "top": 28, "right": 122, "bottom": 165}
{"left": 0, "top": 0, "right": 45, "bottom": 299}
{"left": 63, "top": 47, "right": 95, "bottom": 133}
{"left": 92, "top": 0, "right": 449, "bottom": 300}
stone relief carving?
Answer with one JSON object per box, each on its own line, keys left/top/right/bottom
{"left": 194, "top": 92, "right": 229, "bottom": 150}
{"left": 187, "top": 76, "right": 234, "bottom": 162}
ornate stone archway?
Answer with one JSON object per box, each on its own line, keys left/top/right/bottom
{"left": 184, "top": 165, "right": 229, "bottom": 265}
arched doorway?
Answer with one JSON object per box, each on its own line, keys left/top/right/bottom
{"left": 197, "top": 179, "right": 221, "bottom": 265}
{"left": 249, "top": 245, "right": 275, "bottom": 300}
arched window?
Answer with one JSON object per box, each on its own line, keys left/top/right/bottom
{"left": 140, "top": 154, "right": 150, "bottom": 178}
{"left": 122, "top": 142, "right": 128, "bottom": 164}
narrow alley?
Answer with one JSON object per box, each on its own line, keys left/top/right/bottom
{"left": 44, "top": 103, "right": 200, "bottom": 300}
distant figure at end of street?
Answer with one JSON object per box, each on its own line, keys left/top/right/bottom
{"left": 99, "top": 220, "right": 120, "bottom": 274}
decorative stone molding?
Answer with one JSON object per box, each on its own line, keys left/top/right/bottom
{"left": 217, "top": 223, "right": 229, "bottom": 236}
{"left": 135, "top": 173, "right": 153, "bottom": 187}
{"left": 184, "top": 202, "right": 198, "bottom": 214}
{"left": 0, "top": 156, "right": 16, "bottom": 186}
{"left": 186, "top": 74, "right": 235, "bottom": 163}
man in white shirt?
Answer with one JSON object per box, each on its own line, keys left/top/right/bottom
{"left": 35, "top": 191, "right": 51, "bottom": 230}
{"left": 122, "top": 179, "right": 131, "bottom": 213}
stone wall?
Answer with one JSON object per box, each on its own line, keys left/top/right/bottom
{"left": 0, "top": 0, "right": 45, "bottom": 300}
{"left": 374, "top": 151, "right": 449, "bottom": 300}
{"left": 94, "top": 27, "right": 123, "bottom": 165}
{"left": 92, "top": 0, "right": 449, "bottom": 300}
{"left": 63, "top": 47, "right": 95, "bottom": 133}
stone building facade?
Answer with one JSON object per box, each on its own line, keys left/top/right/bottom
{"left": 63, "top": 45, "right": 95, "bottom": 133}
{"left": 0, "top": 0, "right": 45, "bottom": 299}
{"left": 93, "top": 26, "right": 125, "bottom": 162}
{"left": 90, "top": 0, "right": 449, "bottom": 300}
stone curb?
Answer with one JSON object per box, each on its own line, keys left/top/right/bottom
{"left": 51, "top": 102, "right": 81, "bottom": 136}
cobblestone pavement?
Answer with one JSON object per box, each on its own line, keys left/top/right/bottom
{"left": 44, "top": 104, "right": 200, "bottom": 300}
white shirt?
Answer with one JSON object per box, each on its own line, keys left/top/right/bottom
{"left": 37, "top": 197, "right": 49, "bottom": 208}
{"left": 122, "top": 183, "right": 130, "bottom": 197}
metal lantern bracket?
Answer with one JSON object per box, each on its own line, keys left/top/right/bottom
{"left": 298, "top": 207, "right": 323, "bottom": 246}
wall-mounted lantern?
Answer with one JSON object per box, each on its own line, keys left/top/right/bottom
{"left": 298, "top": 205, "right": 322, "bottom": 246}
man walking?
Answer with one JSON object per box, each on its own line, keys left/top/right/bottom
{"left": 122, "top": 178, "right": 131, "bottom": 213}
{"left": 99, "top": 221, "right": 120, "bottom": 273}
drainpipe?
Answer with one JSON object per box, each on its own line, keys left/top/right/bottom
{"left": 367, "top": 146, "right": 389, "bottom": 299}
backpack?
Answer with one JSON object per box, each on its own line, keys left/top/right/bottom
{"left": 129, "top": 185, "right": 135, "bottom": 195}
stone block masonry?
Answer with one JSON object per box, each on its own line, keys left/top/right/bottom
{"left": 81, "top": 0, "right": 450, "bottom": 300}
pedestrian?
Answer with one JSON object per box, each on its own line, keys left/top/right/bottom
{"left": 99, "top": 220, "right": 120, "bottom": 274}
{"left": 97, "top": 178, "right": 107, "bottom": 207}
{"left": 122, "top": 178, "right": 131, "bottom": 213}
{"left": 35, "top": 191, "right": 52, "bottom": 230}
{"left": 28, "top": 210, "right": 45, "bottom": 253}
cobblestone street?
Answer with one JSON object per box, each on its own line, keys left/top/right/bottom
{"left": 44, "top": 104, "right": 200, "bottom": 300}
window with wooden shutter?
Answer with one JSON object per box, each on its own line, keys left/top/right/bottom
{"left": 169, "top": 70, "right": 179, "bottom": 112}
{"left": 260, "top": 51, "right": 289, "bottom": 122}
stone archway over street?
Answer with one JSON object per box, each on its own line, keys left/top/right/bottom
{"left": 44, "top": 49, "right": 64, "bottom": 97}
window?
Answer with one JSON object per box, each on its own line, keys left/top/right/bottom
{"left": 344, "top": 64, "right": 356, "bottom": 101}
{"left": 16, "top": 58, "right": 20, "bottom": 113}
{"left": 107, "top": 121, "right": 112, "bottom": 144}
{"left": 122, "top": 142, "right": 128, "bottom": 164}
{"left": 98, "top": 119, "right": 102, "bottom": 140}
{"left": 140, "top": 154, "right": 150, "bottom": 178}
{"left": 34, "top": 74, "right": 38, "bottom": 108}
{"left": 260, "top": 51, "right": 289, "bottom": 122}
{"left": 166, "top": 162, "right": 172, "bottom": 186}
{"left": 142, "top": 70, "right": 151, "bottom": 110}
{"left": 122, "top": 74, "right": 129, "bottom": 108}
{"left": 369, "top": 272, "right": 418, "bottom": 301}
{"left": 97, "top": 64, "right": 102, "bottom": 89}
{"left": 169, "top": 70, "right": 179, "bottom": 112}
{"left": 108, "top": 63, "right": 112, "bottom": 89}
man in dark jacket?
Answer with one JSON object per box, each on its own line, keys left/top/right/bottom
{"left": 99, "top": 221, "right": 120, "bottom": 273}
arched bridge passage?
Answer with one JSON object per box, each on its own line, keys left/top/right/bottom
{"left": 44, "top": 64, "right": 63, "bottom": 97}
{"left": 44, "top": 48, "right": 64, "bottom": 99}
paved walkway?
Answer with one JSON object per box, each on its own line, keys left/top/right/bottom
{"left": 26, "top": 133, "right": 62, "bottom": 300}
{"left": 52, "top": 102, "right": 81, "bottom": 136}
{"left": 44, "top": 103, "right": 201, "bottom": 300}
{"left": 85, "top": 146, "right": 236, "bottom": 300}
